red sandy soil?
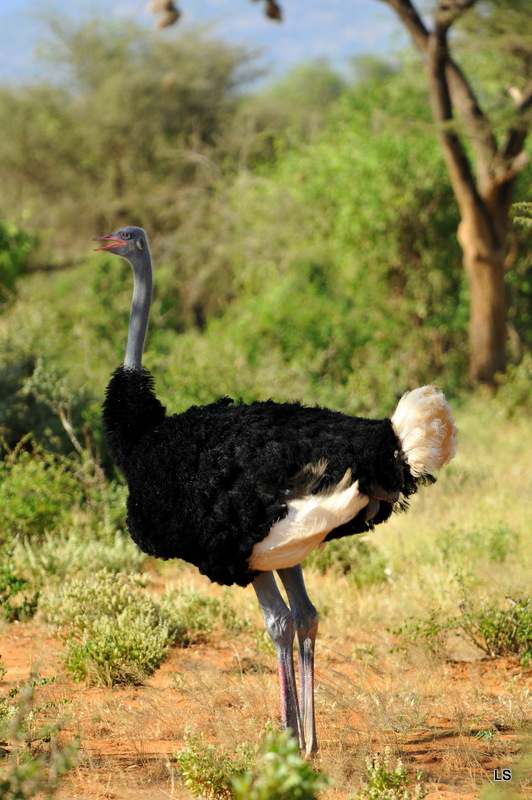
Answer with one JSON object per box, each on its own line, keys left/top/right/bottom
{"left": 1, "top": 621, "right": 531, "bottom": 799}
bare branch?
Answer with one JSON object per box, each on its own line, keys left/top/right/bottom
{"left": 435, "top": 0, "right": 477, "bottom": 32}
{"left": 379, "top": 0, "right": 498, "bottom": 179}
{"left": 426, "top": 23, "right": 485, "bottom": 222}
{"left": 500, "top": 78, "right": 532, "bottom": 162}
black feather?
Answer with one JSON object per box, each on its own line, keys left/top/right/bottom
{"left": 103, "top": 366, "right": 426, "bottom": 587}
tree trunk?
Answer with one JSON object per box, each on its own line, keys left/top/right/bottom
{"left": 379, "top": 0, "right": 532, "bottom": 386}
{"left": 457, "top": 211, "right": 507, "bottom": 383}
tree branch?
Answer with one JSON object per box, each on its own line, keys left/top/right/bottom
{"left": 500, "top": 78, "right": 532, "bottom": 161}
{"left": 379, "top": 0, "right": 498, "bottom": 183}
{"left": 426, "top": 21, "right": 485, "bottom": 221}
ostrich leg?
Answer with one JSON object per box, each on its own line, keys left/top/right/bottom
{"left": 278, "top": 565, "right": 318, "bottom": 756}
{"left": 253, "top": 571, "right": 304, "bottom": 750}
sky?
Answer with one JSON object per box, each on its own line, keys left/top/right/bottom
{"left": 0, "top": 0, "right": 407, "bottom": 85}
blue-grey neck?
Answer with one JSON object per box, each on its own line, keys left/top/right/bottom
{"left": 124, "top": 246, "right": 153, "bottom": 373}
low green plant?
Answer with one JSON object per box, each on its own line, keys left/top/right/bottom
{"left": 159, "top": 590, "right": 224, "bottom": 647}
{"left": 0, "top": 556, "right": 40, "bottom": 622}
{"left": 305, "top": 538, "right": 388, "bottom": 587}
{"left": 175, "top": 730, "right": 329, "bottom": 800}
{"left": 12, "top": 528, "right": 145, "bottom": 584}
{"left": 458, "top": 595, "right": 532, "bottom": 664}
{"left": 42, "top": 571, "right": 225, "bottom": 684}
{"left": 393, "top": 583, "right": 532, "bottom": 665}
{"left": 392, "top": 608, "right": 451, "bottom": 659}
{"left": 232, "top": 730, "right": 330, "bottom": 800}
{"left": 0, "top": 670, "right": 76, "bottom": 800}
{"left": 355, "top": 747, "right": 427, "bottom": 800}
{"left": 435, "top": 524, "right": 520, "bottom": 564}
{"left": 495, "top": 353, "right": 532, "bottom": 416}
{"left": 0, "top": 446, "right": 83, "bottom": 545}
{"left": 0, "top": 222, "right": 34, "bottom": 305}
{"left": 175, "top": 732, "right": 254, "bottom": 799}
{"left": 63, "top": 610, "right": 170, "bottom": 685}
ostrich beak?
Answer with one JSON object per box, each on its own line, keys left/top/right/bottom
{"left": 93, "top": 235, "right": 127, "bottom": 251}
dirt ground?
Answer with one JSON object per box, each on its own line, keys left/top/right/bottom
{"left": 2, "top": 615, "right": 532, "bottom": 800}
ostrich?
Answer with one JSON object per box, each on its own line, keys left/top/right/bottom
{"left": 95, "top": 226, "right": 457, "bottom": 757}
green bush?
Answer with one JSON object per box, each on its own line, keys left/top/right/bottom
{"left": 458, "top": 595, "right": 532, "bottom": 664}
{"left": 175, "top": 733, "right": 254, "bottom": 799}
{"left": 0, "top": 222, "right": 34, "bottom": 304}
{"left": 175, "top": 730, "right": 330, "bottom": 800}
{"left": 0, "top": 556, "right": 39, "bottom": 622}
{"left": 495, "top": 353, "right": 532, "bottom": 416}
{"left": 356, "top": 747, "right": 426, "bottom": 800}
{"left": 232, "top": 730, "right": 330, "bottom": 800}
{"left": 0, "top": 447, "right": 83, "bottom": 546}
{"left": 434, "top": 524, "right": 520, "bottom": 565}
{"left": 393, "top": 587, "right": 532, "bottom": 665}
{"left": 12, "top": 528, "right": 144, "bottom": 584}
{"left": 42, "top": 571, "right": 225, "bottom": 684}
{"left": 0, "top": 670, "right": 76, "bottom": 800}
{"left": 63, "top": 609, "right": 171, "bottom": 685}
{"left": 304, "top": 537, "right": 388, "bottom": 587}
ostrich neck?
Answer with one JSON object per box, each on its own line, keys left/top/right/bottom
{"left": 125, "top": 249, "right": 153, "bottom": 373}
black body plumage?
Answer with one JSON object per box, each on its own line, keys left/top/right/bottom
{"left": 103, "top": 365, "right": 426, "bottom": 587}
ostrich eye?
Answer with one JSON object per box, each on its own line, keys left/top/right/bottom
{"left": 122, "top": 231, "right": 131, "bottom": 239}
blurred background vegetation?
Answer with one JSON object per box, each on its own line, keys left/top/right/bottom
{"left": 0, "top": 9, "right": 531, "bottom": 467}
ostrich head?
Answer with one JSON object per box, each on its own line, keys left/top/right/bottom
{"left": 93, "top": 226, "right": 148, "bottom": 258}
{"left": 94, "top": 226, "right": 152, "bottom": 372}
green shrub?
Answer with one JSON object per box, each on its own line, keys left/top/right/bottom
{"left": 42, "top": 571, "right": 225, "bottom": 684}
{"left": 0, "top": 222, "right": 34, "bottom": 304}
{"left": 356, "top": 747, "right": 426, "bottom": 800}
{"left": 175, "top": 730, "right": 330, "bottom": 800}
{"left": 0, "top": 670, "right": 76, "bottom": 800}
{"left": 0, "top": 556, "right": 39, "bottom": 622}
{"left": 393, "top": 588, "right": 532, "bottom": 665}
{"left": 159, "top": 590, "right": 223, "bottom": 647}
{"left": 12, "top": 528, "right": 144, "bottom": 584}
{"left": 63, "top": 609, "right": 170, "bottom": 685}
{"left": 0, "top": 447, "right": 83, "bottom": 545}
{"left": 458, "top": 595, "right": 532, "bottom": 664}
{"left": 175, "top": 733, "right": 254, "bottom": 799}
{"left": 232, "top": 730, "right": 330, "bottom": 800}
{"left": 305, "top": 537, "right": 388, "bottom": 587}
{"left": 495, "top": 354, "right": 532, "bottom": 416}
{"left": 392, "top": 608, "right": 450, "bottom": 659}
{"left": 434, "top": 524, "right": 520, "bottom": 564}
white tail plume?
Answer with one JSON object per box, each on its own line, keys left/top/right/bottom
{"left": 391, "top": 386, "right": 457, "bottom": 477}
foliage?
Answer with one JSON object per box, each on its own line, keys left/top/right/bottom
{"left": 0, "top": 556, "right": 39, "bottom": 622}
{"left": 0, "top": 432, "right": 126, "bottom": 553}
{"left": 393, "top": 581, "right": 532, "bottom": 665}
{"left": 60, "top": 609, "right": 170, "bottom": 685}
{"left": 41, "top": 571, "right": 225, "bottom": 684}
{"left": 0, "top": 672, "right": 76, "bottom": 800}
{"left": 434, "top": 524, "right": 520, "bottom": 565}
{"left": 11, "top": 528, "right": 144, "bottom": 584}
{"left": 174, "top": 729, "right": 329, "bottom": 800}
{"left": 0, "top": 446, "right": 84, "bottom": 545}
{"left": 454, "top": 0, "right": 532, "bottom": 122}
{"left": 231, "top": 60, "right": 346, "bottom": 166}
{"left": 305, "top": 537, "right": 388, "bottom": 587}
{"left": 232, "top": 730, "right": 330, "bottom": 800}
{"left": 458, "top": 595, "right": 532, "bottom": 665}
{"left": 0, "top": 222, "right": 34, "bottom": 305}
{"left": 494, "top": 354, "right": 532, "bottom": 416}
{"left": 355, "top": 747, "right": 426, "bottom": 800}
{"left": 0, "top": 18, "right": 261, "bottom": 258}
{"left": 175, "top": 732, "right": 254, "bottom": 799}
